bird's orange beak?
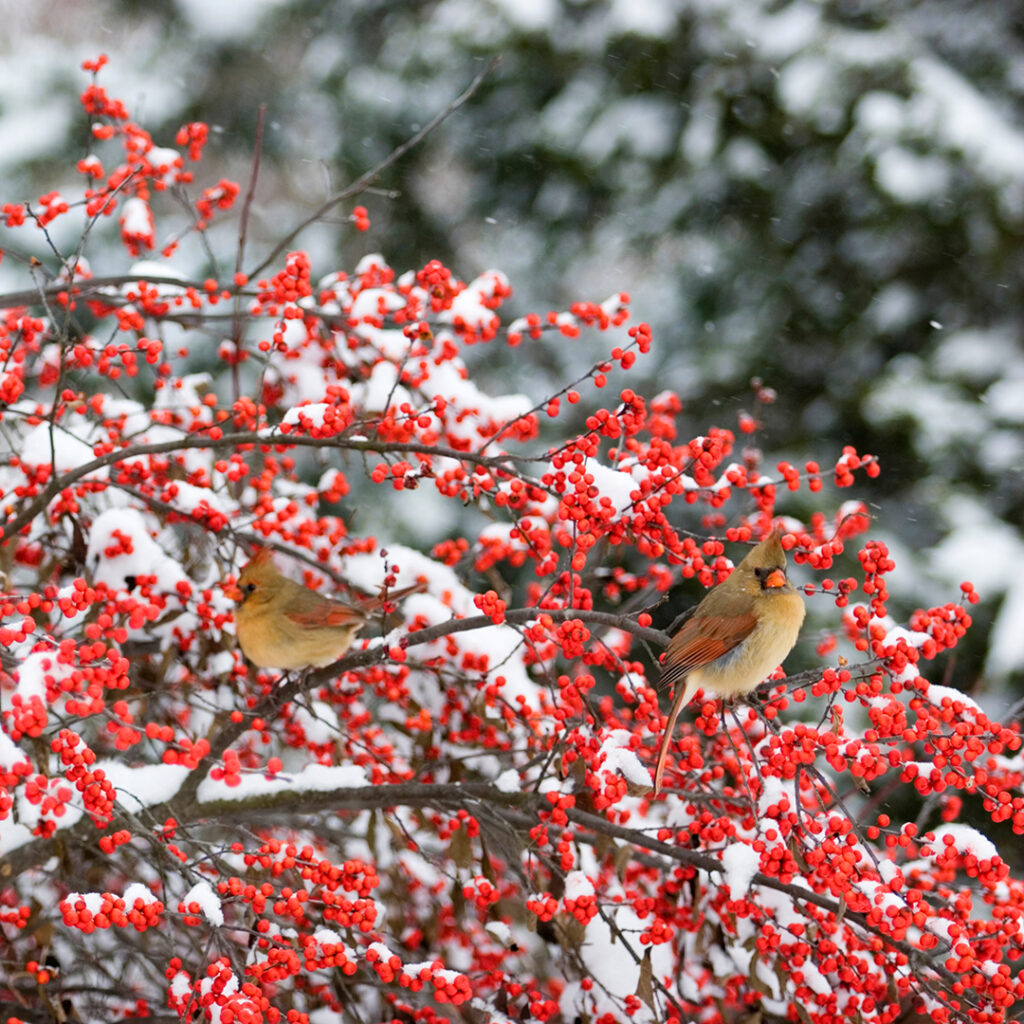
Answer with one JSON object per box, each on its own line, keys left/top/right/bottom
{"left": 764, "top": 568, "right": 787, "bottom": 589}
{"left": 222, "top": 579, "right": 243, "bottom": 602}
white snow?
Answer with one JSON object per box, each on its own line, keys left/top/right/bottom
{"left": 747, "top": 1, "right": 822, "bottom": 62}
{"left": 20, "top": 422, "right": 97, "bottom": 473}
{"left": 757, "top": 774, "right": 790, "bottom": 817}
{"left": 156, "top": 480, "right": 229, "bottom": 517}
{"left": 130, "top": 259, "right": 188, "bottom": 286}
{"left": 349, "top": 286, "right": 407, "bottom": 323}
{"left": 182, "top": 881, "right": 224, "bottom": 926}
{"left": 923, "top": 683, "right": 983, "bottom": 716}
{"left": 985, "top": 377, "right": 1024, "bottom": 425}
{"left": 557, "top": 900, "right": 673, "bottom": 1022}
{"left": 485, "top": 920, "right": 514, "bottom": 946}
{"left": 442, "top": 270, "right": 509, "bottom": 330}
{"left": 494, "top": 769, "right": 521, "bottom": 793}
{"left": 341, "top": 548, "right": 540, "bottom": 709}
{"left": 986, "top": 581, "right": 1024, "bottom": 679}
{"left": 597, "top": 730, "right": 654, "bottom": 788}
{"left": 800, "top": 959, "right": 834, "bottom": 997}
{"left": 926, "top": 824, "right": 999, "bottom": 863}
{"left": 174, "top": 0, "right": 289, "bottom": 40}
{"left": 912, "top": 57, "right": 1024, "bottom": 190}
{"left": 584, "top": 459, "right": 641, "bottom": 511}
{"left": 283, "top": 402, "right": 331, "bottom": 429}
{"left": 0, "top": 729, "right": 30, "bottom": 771}
{"left": 856, "top": 91, "right": 907, "bottom": 139}
{"left": 933, "top": 328, "right": 1019, "bottom": 383}
{"left": 563, "top": 871, "right": 593, "bottom": 901}
{"left": 579, "top": 97, "right": 678, "bottom": 164}
{"left": 288, "top": 703, "right": 341, "bottom": 748}
{"left": 120, "top": 196, "right": 153, "bottom": 237}
{"left": 930, "top": 496, "right": 1022, "bottom": 593}
{"left": 13, "top": 650, "right": 67, "bottom": 702}
{"left": 100, "top": 761, "right": 190, "bottom": 809}
{"left": 607, "top": 0, "right": 679, "bottom": 37}
{"left": 124, "top": 882, "right": 161, "bottom": 907}
{"left": 487, "top": 0, "right": 555, "bottom": 31}
{"left": 680, "top": 96, "right": 721, "bottom": 165}
{"left": 879, "top": 623, "right": 932, "bottom": 681}
{"left": 873, "top": 147, "right": 950, "bottom": 203}
{"left": 349, "top": 360, "right": 412, "bottom": 414}
{"left": 864, "top": 358, "right": 992, "bottom": 457}
{"left": 0, "top": 821, "right": 34, "bottom": 857}
{"left": 777, "top": 55, "right": 842, "bottom": 130}
{"left": 86, "top": 508, "right": 190, "bottom": 592}
{"left": 196, "top": 762, "right": 369, "bottom": 804}
{"left": 720, "top": 842, "right": 761, "bottom": 899}
{"left": 64, "top": 891, "right": 106, "bottom": 915}
{"left": 866, "top": 282, "right": 919, "bottom": 332}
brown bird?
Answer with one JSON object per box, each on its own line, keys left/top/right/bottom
{"left": 226, "top": 548, "right": 423, "bottom": 670}
{"left": 653, "top": 526, "right": 805, "bottom": 794}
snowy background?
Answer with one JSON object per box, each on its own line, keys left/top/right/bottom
{"left": 0, "top": 0, "right": 1021, "bottom": 699}
{"left": 0, "top": 4, "right": 1022, "bottom": 1019}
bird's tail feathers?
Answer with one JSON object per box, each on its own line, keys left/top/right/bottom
{"left": 652, "top": 675, "right": 702, "bottom": 795}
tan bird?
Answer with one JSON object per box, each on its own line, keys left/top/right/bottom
{"left": 653, "top": 526, "right": 805, "bottom": 794}
{"left": 226, "top": 548, "right": 422, "bottom": 670}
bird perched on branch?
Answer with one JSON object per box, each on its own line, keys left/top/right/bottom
{"left": 652, "top": 526, "right": 805, "bottom": 794}
{"left": 225, "top": 548, "right": 423, "bottom": 670}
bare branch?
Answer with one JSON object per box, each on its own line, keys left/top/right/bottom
{"left": 0, "top": 427, "right": 543, "bottom": 543}
{"left": 230, "top": 105, "right": 267, "bottom": 403}
{"left": 245, "top": 58, "right": 499, "bottom": 280}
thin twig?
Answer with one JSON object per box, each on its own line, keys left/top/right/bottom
{"left": 231, "top": 104, "right": 267, "bottom": 403}
{"left": 245, "top": 58, "right": 499, "bottom": 281}
{"left": 0, "top": 273, "right": 243, "bottom": 310}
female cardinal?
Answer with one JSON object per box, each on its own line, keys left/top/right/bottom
{"left": 226, "top": 548, "right": 422, "bottom": 670}
{"left": 653, "top": 526, "right": 805, "bottom": 794}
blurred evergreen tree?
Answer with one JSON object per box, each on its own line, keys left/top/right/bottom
{"left": 1, "top": 0, "right": 1021, "bottom": 692}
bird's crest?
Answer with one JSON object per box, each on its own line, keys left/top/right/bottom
{"left": 248, "top": 547, "right": 275, "bottom": 567}
{"left": 740, "top": 525, "right": 787, "bottom": 569}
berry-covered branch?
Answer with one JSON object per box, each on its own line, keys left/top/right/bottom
{"left": 0, "top": 54, "right": 1020, "bottom": 1024}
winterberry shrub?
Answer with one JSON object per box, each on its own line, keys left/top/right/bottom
{"left": 0, "top": 57, "right": 1019, "bottom": 1024}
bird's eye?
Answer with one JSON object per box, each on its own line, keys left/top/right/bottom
{"left": 244, "top": 582, "right": 257, "bottom": 594}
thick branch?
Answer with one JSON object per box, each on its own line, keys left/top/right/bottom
{"left": 170, "top": 605, "right": 668, "bottom": 809}
{"left": 0, "top": 273, "right": 242, "bottom": 311}
{"left": 0, "top": 648, "right": 885, "bottom": 885}
{"left": 0, "top": 428, "right": 544, "bottom": 543}
{"left": 51, "top": 778, "right": 961, "bottom": 995}
{"left": 195, "top": 783, "right": 962, "bottom": 990}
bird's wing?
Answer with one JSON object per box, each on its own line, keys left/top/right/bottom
{"left": 285, "top": 601, "right": 365, "bottom": 629}
{"left": 653, "top": 609, "right": 757, "bottom": 795}
{"left": 284, "top": 581, "right": 424, "bottom": 629}
{"left": 659, "top": 610, "right": 757, "bottom": 692}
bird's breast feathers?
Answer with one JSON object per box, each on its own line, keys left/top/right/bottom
{"left": 236, "top": 615, "right": 362, "bottom": 670}
{"left": 693, "top": 592, "right": 805, "bottom": 695}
